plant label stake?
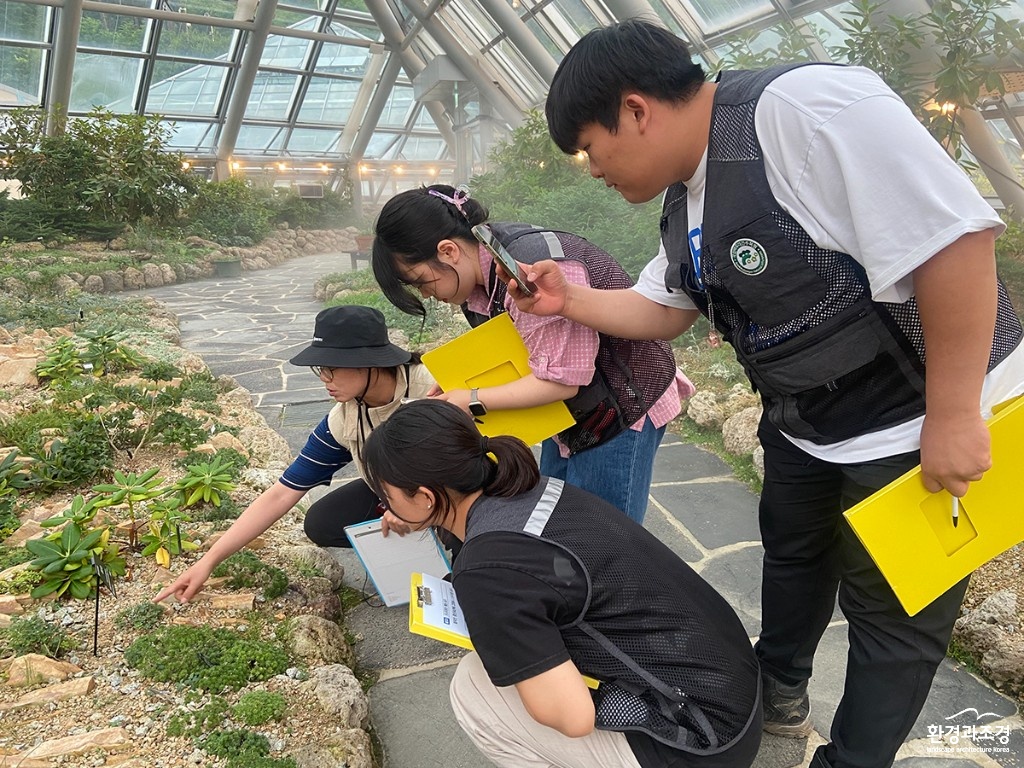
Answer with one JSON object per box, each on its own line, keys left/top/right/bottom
{"left": 92, "top": 553, "right": 118, "bottom": 656}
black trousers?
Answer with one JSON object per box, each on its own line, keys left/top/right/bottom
{"left": 303, "top": 478, "right": 381, "bottom": 548}
{"left": 303, "top": 478, "right": 462, "bottom": 558}
{"left": 754, "top": 417, "right": 969, "bottom": 768}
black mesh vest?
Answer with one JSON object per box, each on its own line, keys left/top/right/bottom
{"left": 661, "top": 64, "right": 1023, "bottom": 443}
{"left": 459, "top": 478, "right": 761, "bottom": 754}
{"left": 463, "top": 223, "right": 678, "bottom": 454}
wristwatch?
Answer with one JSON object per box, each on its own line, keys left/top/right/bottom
{"left": 468, "top": 388, "right": 488, "bottom": 418}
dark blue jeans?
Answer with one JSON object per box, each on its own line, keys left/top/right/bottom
{"left": 540, "top": 417, "right": 665, "bottom": 523}
{"left": 754, "top": 417, "right": 968, "bottom": 768}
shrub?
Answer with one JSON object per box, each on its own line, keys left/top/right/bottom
{"left": 270, "top": 186, "right": 354, "bottom": 229}
{"left": 29, "top": 416, "right": 113, "bottom": 491}
{"left": 114, "top": 601, "right": 165, "bottom": 632}
{"left": 0, "top": 615, "right": 75, "bottom": 657}
{"left": 140, "top": 360, "right": 182, "bottom": 382}
{"left": 185, "top": 178, "right": 272, "bottom": 246}
{"left": 0, "top": 106, "right": 195, "bottom": 228}
{"left": 232, "top": 691, "right": 287, "bottom": 726}
{"left": 212, "top": 550, "right": 289, "bottom": 599}
{"left": 150, "top": 410, "right": 210, "bottom": 451}
{"left": 124, "top": 625, "right": 290, "bottom": 691}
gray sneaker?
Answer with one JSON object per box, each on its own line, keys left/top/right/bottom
{"left": 761, "top": 672, "right": 813, "bottom": 738}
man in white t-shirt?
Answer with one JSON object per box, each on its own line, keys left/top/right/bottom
{"left": 506, "top": 19, "right": 1024, "bottom": 768}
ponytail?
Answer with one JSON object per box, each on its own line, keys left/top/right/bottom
{"left": 481, "top": 434, "right": 539, "bottom": 497}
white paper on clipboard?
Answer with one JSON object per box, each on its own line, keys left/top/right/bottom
{"left": 344, "top": 518, "right": 452, "bottom": 607}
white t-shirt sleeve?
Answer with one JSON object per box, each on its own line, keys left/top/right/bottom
{"left": 632, "top": 240, "right": 698, "bottom": 310}
{"left": 755, "top": 66, "right": 1004, "bottom": 304}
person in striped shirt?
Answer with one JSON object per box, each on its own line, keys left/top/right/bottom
{"left": 155, "top": 305, "right": 435, "bottom": 604}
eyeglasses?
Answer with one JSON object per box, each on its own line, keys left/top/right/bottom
{"left": 310, "top": 365, "right": 336, "bottom": 381}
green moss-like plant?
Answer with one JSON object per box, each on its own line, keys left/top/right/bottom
{"left": 227, "top": 757, "right": 296, "bottom": 768}
{"left": 113, "top": 601, "right": 166, "bottom": 632}
{"left": 212, "top": 550, "right": 289, "bottom": 599}
{"left": 0, "top": 615, "right": 75, "bottom": 657}
{"left": 124, "top": 625, "right": 289, "bottom": 691}
{"left": 166, "top": 696, "right": 230, "bottom": 738}
{"left": 200, "top": 728, "right": 270, "bottom": 759}
{"left": 0, "top": 568, "right": 43, "bottom": 595}
{"left": 232, "top": 691, "right": 287, "bottom": 726}
{"left": 0, "top": 544, "right": 33, "bottom": 571}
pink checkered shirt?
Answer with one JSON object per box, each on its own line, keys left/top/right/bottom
{"left": 466, "top": 246, "right": 694, "bottom": 457}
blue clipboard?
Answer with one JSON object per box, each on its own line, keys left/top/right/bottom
{"left": 344, "top": 518, "right": 452, "bottom": 607}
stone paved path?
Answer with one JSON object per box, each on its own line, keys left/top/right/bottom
{"left": 143, "top": 253, "right": 1022, "bottom": 768}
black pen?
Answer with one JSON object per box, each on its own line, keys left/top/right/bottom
{"left": 952, "top": 496, "right": 959, "bottom": 528}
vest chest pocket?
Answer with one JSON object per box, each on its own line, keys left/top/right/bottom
{"left": 705, "top": 215, "right": 827, "bottom": 328}
{"left": 741, "top": 305, "right": 880, "bottom": 395}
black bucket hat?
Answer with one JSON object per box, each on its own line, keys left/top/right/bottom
{"left": 289, "top": 306, "right": 412, "bottom": 369}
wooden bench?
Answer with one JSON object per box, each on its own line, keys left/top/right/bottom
{"left": 349, "top": 250, "right": 371, "bottom": 270}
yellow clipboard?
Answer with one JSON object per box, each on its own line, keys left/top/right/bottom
{"left": 844, "top": 395, "right": 1024, "bottom": 616}
{"left": 410, "top": 573, "right": 600, "bottom": 689}
{"left": 421, "top": 313, "right": 575, "bottom": 446}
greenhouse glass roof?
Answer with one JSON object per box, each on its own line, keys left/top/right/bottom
{"left": 0, "top": 0, "right": 1021, "bottom": 204}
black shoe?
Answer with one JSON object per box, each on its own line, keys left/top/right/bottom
{"left": 761, "top": 672, "right": 813, "bottom": 738}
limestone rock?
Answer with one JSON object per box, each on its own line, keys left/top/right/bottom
{"left": 722, "top": 406, "right": 762, "bottom": 456}
{"left": 686, "top": 390, "right": 725, "bottom": 430}
{"left": 0, "top": 675, "right": 95, "bottom": 711}
{"left": 284, "top": 545, "right": 345, "bottom": 590}
{"left": 289, "top": 614, "right": 353, "bottom": 667}
{"left": 209, "top": 430, "right": 249, "bottom": 457}
{"left": 0, "top": 358, "right": 39, "bottom": 387}
{"left": 241, "top": 467, "right": 279, "bottom": 493}
{"left": 202, "top": 592, "right": 257, "bottom": 611}
{"left": 159, "top": 263, "right": 176, "bottom": 284}
{"left": 4, "top": 519, "right": 45, "bottom": 546}
{"left": 305, "top": 664, "right": 369, "bottom": 728}
{"left": 954, "top": 590, "right": 1024, "bottom": 695}
{"left": 723, "top": 383, "right": 759, "bottom": 418}
{"left": 0, "top": 595, "right": 25, "bottom": 615}
{"left": 23, "top": 726, "right": 131, "bottom": 759}
{"left": 82, "top": 274, "right": 106, "bottom": 293}
{"left": 101, "top": 270, "right": 125, "bottom": 292}
{"left": 294, "top": 729, "right": 374, "bottom": 768}
{"left": 122, "top": 266, "right": 145, "bottom": 290}
{"left": 142, "top": 263, "right": 164, "bottom": 288}
{"left": 52, "top": 274, "right": 81, "bottom": 296}
{"left": 752, "top": 444, "right": 765, "bottom": 481}
{"left": 7, "top": 654, "right": 83, "bottom": 686}
{"left": 239, "top": 424, "right": 292, "bottom": 466}
{"left": 0, "top": 560, "right": 32, "bottom": 580}
{"left": 282, "top": 576, "right": 342, "bottom": 621}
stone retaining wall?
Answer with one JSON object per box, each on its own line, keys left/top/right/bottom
{"left": 2, "top": 227, "right": 363, "bottom": 298}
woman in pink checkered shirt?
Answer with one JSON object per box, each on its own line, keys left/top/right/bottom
{"left": 369, "top": 185, "right": 694, "bottom": 523}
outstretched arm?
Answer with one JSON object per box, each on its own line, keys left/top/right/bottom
{"left": 503, "top": 260, "right": 698, "bottom": 340}
{"left": 914, "top": 228, "right": 998, "bottom": 497}
{"left": 154, "top": 480, "right": 305, "bottom": 603}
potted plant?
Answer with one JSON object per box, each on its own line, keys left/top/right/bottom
{"left": 211, "top": 255, "right": 243, "bottom": 278}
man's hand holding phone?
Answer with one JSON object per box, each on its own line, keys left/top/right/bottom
{"left": 471, "top": 225, "right": 537, "bottom": 296}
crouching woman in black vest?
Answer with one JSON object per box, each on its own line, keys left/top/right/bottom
{"left": 362, "top": 399, "right": 762, "bottom": 768}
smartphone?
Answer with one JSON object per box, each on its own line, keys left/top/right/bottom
{"left": 471, "top": 225, "right": 536, "bottom": 296}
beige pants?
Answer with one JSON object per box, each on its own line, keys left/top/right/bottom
{"left": 449, "top": 652, "right": 644, "bottom": 768}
